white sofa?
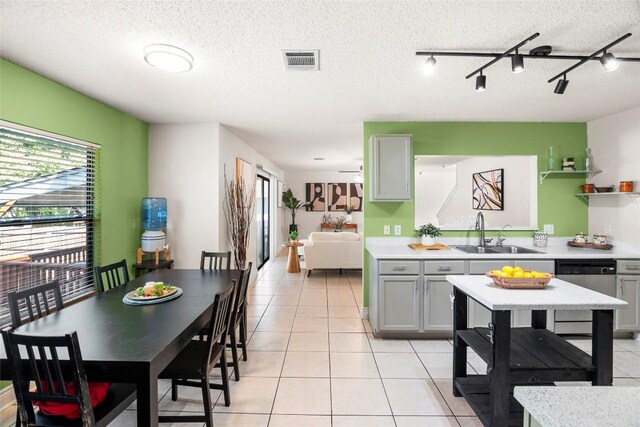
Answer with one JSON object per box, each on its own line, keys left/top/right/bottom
{"left": 302, "top": 232, "right": 363, "bottom": 275}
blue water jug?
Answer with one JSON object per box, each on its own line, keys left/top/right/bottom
{"left": 141, "top": 197, "right": 167, "bottom": 230}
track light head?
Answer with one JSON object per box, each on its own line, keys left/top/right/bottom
{"left": 600, "top": 52, "right": 619, "bottom": 71}
{"left": 475, "top": 73, "right": 487, "bottom": 92}
{"left": 554, "top": 76, "right": 569, "bottom": 94}
{"left": 423, "top": 55, "right": 437, "bottom": 74}
{"left": 511, "top": 53, "right": 524, "bottom": 73}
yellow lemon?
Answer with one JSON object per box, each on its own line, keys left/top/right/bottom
{"left": 513, "top": 271, "right": 525, "bottom": 278}
{"left": 513, "top": 266, "right": 524, "bottom": 274}
{"left": 530, "top": 270, "right": 539, "bottom": 276}
{"left": 523, "top": 272, "right": 533, "bottom": 278}
{"left": 502, "top": 265, "right": 514, "bottom": 274}
{"left": 497, "top": 271, "right": 510, "bottom": 278}
{"left": 535, "top": 272, "right": 548, "bottom": 278}
{"left": 491, "top": 270, "right": 502, "bottom": 276}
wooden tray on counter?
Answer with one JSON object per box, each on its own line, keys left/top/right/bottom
{"left": 408, "top": 243, "right": 450, "bottom": 251}
{"left": 567, "top": 241, "right": 613, "bottom": 250}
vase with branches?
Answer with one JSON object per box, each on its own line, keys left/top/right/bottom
{"left": 223, "top": 173, "right": 256, "bottom": 269}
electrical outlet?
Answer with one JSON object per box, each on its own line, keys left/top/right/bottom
{"left": 543, "top": 224, "right": 554, "bottom": 234}
{"left": 394, "top": 225, "right": 402, "bottom": 235}
{"left": 383, "top": 225, "right": 391, "bottom": 235}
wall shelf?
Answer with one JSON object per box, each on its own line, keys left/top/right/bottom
{"left": 575, "top": 191, "right": 640, "bottom": 203}
{"left": 539, "top": 170, "right": 602, "bottom": 184}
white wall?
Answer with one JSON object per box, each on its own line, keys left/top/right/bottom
{"left": 283, "top": 171, "right": 364, "bottom": 239}
{"left": 587, "top": 107, "right": 640, "bottom": 243}
{"left": 149, "top": 123, "right": 284, "bottom": 273}
{"left": 148, "top": 124, "right": 221, "bottom": 268}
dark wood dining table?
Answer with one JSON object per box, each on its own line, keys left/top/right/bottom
{"left": 0, "top": 268, "right": 238, "bottom": 427}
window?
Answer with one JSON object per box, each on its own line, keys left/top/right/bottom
{"left": 0, "top": 121, "right": 100, "bottom": 326}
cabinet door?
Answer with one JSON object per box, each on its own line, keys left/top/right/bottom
{"left": 424, "top": 276, "right": 454, "bottom": 331}
{"left": 379, "top": 276, "right": 420, "bottom": 331}
{"left": 369, "top": 135, "right": 412, "bottom": 201}
{"left": 468, "top": 299, "right": 492, "bottom": 328}
{"left": 616, "top": 276, "right": 640, "bottom": 331}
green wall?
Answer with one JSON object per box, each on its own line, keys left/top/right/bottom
{"left": 362, "top": 121, "right": 588, "bottom": 306}
{"left": 1, "top": 58, "right": 148, "bottom": 269}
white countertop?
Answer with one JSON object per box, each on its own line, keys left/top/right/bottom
{"left": 513, "top": 386, "right": 640, "bottom": 427}
{"left": 366, "top": 237, "right": 640, "bottom": 260}
{"left": 445, "top": 275, "right": 628, "bottom": 311}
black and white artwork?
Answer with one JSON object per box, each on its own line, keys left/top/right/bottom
{"left": 305, "top": 183, "right": 325, "bottom": 211}
{"left": 472, "top": 168, "right": 504, "bottom": 210}
{"left": 327, "top": 183, "right": 348, "bottom": 211}
{"left": 349, "top": 183, "right": 363, "bottom": 211}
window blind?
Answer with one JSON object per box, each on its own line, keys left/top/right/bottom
{"left": 0, "top": 122, "right": 100, "bottom": 326}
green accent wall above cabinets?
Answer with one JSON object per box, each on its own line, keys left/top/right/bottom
{"left": 362, "top": 121, "right": 588, "bottom": 306}
{"left": 0, "top": 58, "right": 148, "bottom": 269}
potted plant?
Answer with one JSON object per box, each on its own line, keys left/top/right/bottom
{"left": 281, "top": 188, "right": 307, "bottom": 233}
{"left": 340, "top": 204, "right": 354, "bottom": 223}
{"left": 415, "top": 223, "right": 442, "bottom": 246}
{"left": 333, "top": 215, "right": 347, "bottom": 231}
{"left": 289, "top": 230, "right": 299, "bottom": 243}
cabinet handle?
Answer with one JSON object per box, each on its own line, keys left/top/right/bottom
{"left": 393, "top": 266, "right": 407, "bottom": 271}
{"left": 620, "top": 279, "right": 624, "bottom": 298}
{"left": 438, "top": 266, "right": 452, "bottom": 271}
{"left": 626, "top": 264, "right": 640, "bottom": 271}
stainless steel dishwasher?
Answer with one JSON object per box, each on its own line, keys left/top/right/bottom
{"left": 554, "top": 259, "right": 617, "bottom": 335}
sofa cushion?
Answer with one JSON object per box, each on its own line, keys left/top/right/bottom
{"left": 309, "top": 231, "right": 360, "bottom": 242}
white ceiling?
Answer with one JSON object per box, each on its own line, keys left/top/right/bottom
{"left": 1, "top": 1, "right": 640, "bottom": 172}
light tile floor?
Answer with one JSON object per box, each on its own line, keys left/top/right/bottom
{"left": 2, "top": 255, "right": 639, "bottom": 426}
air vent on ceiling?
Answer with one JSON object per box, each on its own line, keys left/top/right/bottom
{"left": 282, "top": 50, "right": 319, "bottom": 71}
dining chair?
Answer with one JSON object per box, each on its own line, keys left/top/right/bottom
{"left": 94, "top": 259, "right": 130, "bottom": 293}
{"left": 2, "top": 330, "right": 137, "bottom": 427}
{"left": 159, "top": 281, "right": 235, "bottom": 426}
{"left": 200, "top": 250, "right": 232, "bottom": 270}
{"left": 8, "top": 280, "right": 64, "bottom": 329}
{"left": 227, "top": 262, "right": 252, "bottom": 381}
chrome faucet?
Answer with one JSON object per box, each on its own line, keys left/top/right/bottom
{"left": 475, "top": 212, "right": 486, "bottom": 247}
{"left": 496, "top": 224, "right": 511, "bottom": 247}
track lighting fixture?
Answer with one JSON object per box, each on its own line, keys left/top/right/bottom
{"left": 512, "top": 50, "right": 524, "bottom": 73}
{"left": 475, "top": 72, "right": 486, "bottom": 92}
{"left": 600, "top": 52, "right": 619, "bottom": 71}
{"left": 423, "top": 55, "right": 437, "bottom": 74}
{"left": 416, "top": 32, "right": 640, "bottom": 94}
{"left": 554, "top": 76, "right": 569, "bottom": 94}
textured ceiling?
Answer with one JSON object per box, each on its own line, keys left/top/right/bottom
{"left": 1, "top": 1, "right": 640, "bottom": 171}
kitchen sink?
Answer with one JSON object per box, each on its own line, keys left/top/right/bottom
{"left": 454, "top": 245, "right": 542, "bottom": 254}
{"left": 454, "top": 245, "right": 500, "bottom": 254}
{"left": 493, "top": 246, "right": 542, "bottom": 254}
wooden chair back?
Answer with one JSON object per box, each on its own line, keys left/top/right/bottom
{"left": 203, "top": 282, "right": 235, "bottom": 367}
{"left": 8, "top": 280, "right": 64, "bottom": 328}
{"left": 94, "top": 259, "right": 129, "bottom": 293}
{"left": 2, "top": 330, "right": 95, "bottom": 426}
{"left": 231, "top": 263, "right": 252, "bottom": 329}
{"left": 200, "top": 251, "right": 231, "bottom": 270}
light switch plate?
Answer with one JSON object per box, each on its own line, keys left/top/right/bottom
{"left": 543, "top": 224, "right": 554, "bottom": 234}
{"left": 383, "top": 225, "right": 390, "bottom": 235}
{"left": 394, "top": 225, "right": 402, "bottom": 235}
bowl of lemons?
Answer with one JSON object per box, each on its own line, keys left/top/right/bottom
{"left": 486, "top": 265, "right": 554, "bottom": 289}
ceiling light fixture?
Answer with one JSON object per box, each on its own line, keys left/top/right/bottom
{"left": 144, "top": 44, "right": 193, "bottom": 73}
{"left": 511, "top": 50, "right": 525, "bottom": 73}
{"left": 416, "top": 32, "right": 640, "bottom": 93}
{"left": 554, "top": 75, "right": 569, "bottom": 94}
{"left": 475, "top": 71, "right": 486, "bottom": 92}
{"left": 423, "top": 55, "right": 437, "bottom": 74}
{"left": 600, "top": 52, "right": 619, "bottom": 71}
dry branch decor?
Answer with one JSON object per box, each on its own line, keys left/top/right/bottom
{"left": 223, "top": 173, "right": 256, "bottom": 269}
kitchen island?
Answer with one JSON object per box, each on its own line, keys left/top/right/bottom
{"left": 447, "top": 275, "right": 627, "bottom": 427}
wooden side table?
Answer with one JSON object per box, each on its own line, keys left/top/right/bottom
{"left": 284, "top": 242, "right": 304, "bottom": 273}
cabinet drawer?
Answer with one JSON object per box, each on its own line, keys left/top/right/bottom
{"left": 517, "top": 260, "right": 555, "bottom": 273}
{"left": 618, "top": 260, "right": 640, "bottom": 274}
{"left": 423, "top": 260, "right": 465, "bottom": 275}
{"left": 469, "top": 260, "right": 512, "bottom": 274}
{"left": 379, "top": 260, "right": 420, "bottom": 275}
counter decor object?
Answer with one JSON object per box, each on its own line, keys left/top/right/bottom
{"left": 574, "top": 233, "right": 588, "bottom": 244}
{"left": 594, "top": 185, "right": 615, "bottom": 193}
{"left": 592, "top": 234, "right": 607, "bottom": 245}
{"left": 415, "top": 223, "right": 442, "bottom": 246}
{"left": 567, "top": 240, "right": 614, "bottom": 250}
{"left": 407, "top": 243, "right": 450, "bottom": 251}
{"left": 533, "top": 232, "right": 548, "bottom": 247}
{"left": 583, "top": 147, "right": 593, "bottom": 171}
{"left": 579, "top": 184, "right": 595, "bottom": 193}
{"left": 620, "top": 180, "right": 634, "bottom": 192}
{"left": 562, "top": 157, "right": 575, "bottom": 171}
{"left": 546, "top": 146, "right": 556, "bottom": 170}
{"left": 485, "top": 271, "right": 554, "bottom": 289}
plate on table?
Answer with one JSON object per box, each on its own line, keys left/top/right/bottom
{"left": 126, "top": 286, "right": 178, "bottom": 301}
{"left": 123, "top": 287, "right": 183, "bottom": 305}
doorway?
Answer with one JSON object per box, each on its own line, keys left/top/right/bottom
{"left": 256, "top": 174, "right": 270, "bottom": 269}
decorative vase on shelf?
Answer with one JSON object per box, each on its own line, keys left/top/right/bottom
{"left": 584, "top": 148, "right": 593, "bottom": 171}
{"left": 421, "top": 236, "right": 435, "bottom": 246}
{"left": 547, "top": 146, "right": 556, "bottom": 171}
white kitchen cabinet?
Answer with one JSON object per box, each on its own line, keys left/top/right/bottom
{"left": 423, "top": 276, "right": 454, "bottom": 331}
{"left": 615, "top": 275, "right": 640, "bottom": 331}
{"left": 379, "top": 275, "right": 420, "bottom": 331}
{"left": 369, "top": 135, "right": 412, "bottom": 201}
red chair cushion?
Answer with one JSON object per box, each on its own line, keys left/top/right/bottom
{"left": 35, "top": 382, "right": 111, "bottom": 419}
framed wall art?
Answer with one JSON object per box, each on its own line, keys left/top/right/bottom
{"left": 472, "top": 168, "right": 503, "bottom": 210}
{"left": 349, "top": 182, "right": 364, "bottom": 211}
{"left": 327, "top": 182, "right": 348, "bottom": 211}
{"left": 305, "top": 182, "right": 325, "bottom": 211}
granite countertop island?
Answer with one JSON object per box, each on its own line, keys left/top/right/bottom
{"left": 366, "top": 237, "right": 640, "bottom": 260}
{"left": 514, "top": 386, "right": 640, "bottom": 427}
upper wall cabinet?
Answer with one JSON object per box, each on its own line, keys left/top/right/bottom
{"left": 369, "top": 134, "right": 413, "bottom": 201}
